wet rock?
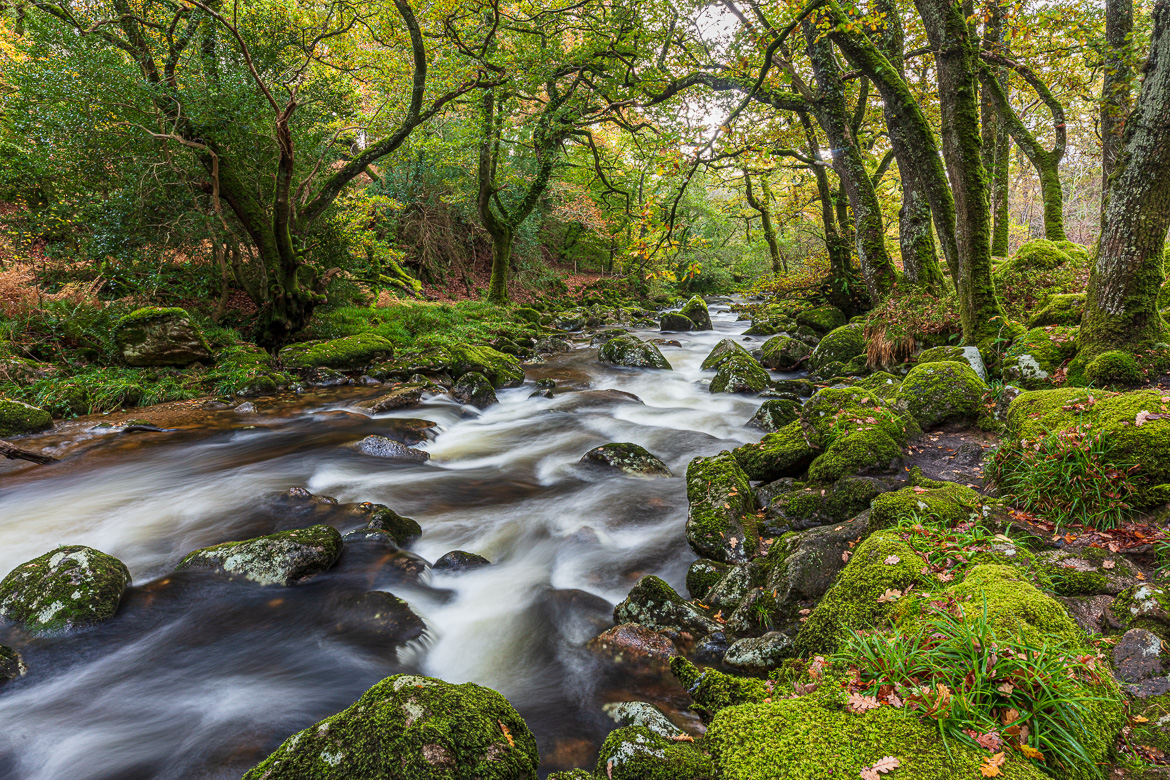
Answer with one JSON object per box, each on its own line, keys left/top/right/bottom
{"left": 1113, "top": 628, "right": 1164, "bottom": 683}
{"left": 602, "top": 701, "right": 684, "bottom": 738}
{"left": 710, "top": 353, "right": 769, "bottom": 394}
{"left": 451, "top": 372, "right": 497, "bottom": 407}
{"left": 233, "top": 402, "right": 257, "bottom": 414}
{"left": 535, "top": 337, "right": 572, "bottom": 354}
{"left": 591, "top": 329, "right": 628, "bottom": 346}
{"left": 364, "top": 507, "right": 423, "bottom": 546}
{"left": 332, "top": 591, "right": 426, "bottom": 646}
{"left": 279, "top": 333, "right": 394, "bottom": 370}
{"left": 896, "top": 360, "right": 989, "bottom": 430}
{"left": 598, "top": 335, "right": 672, "bottom": 370}
{"left": 530, "top": 388, "right": 555, "bottom": 399}
{"left": 1057, "top": 594, "right": 1115, "bottom": 635}
{"left": 448, "top": 344, "right": 525, "bottom": 388}
{"left": 761, "top": 477, "right": 891, "bottom": 535}
{"left": 686, "top": 559, "right": 731, "bottom": 600}
{"left": 704, "top": 562, "right": 760, "bottom": 612}
{"left": 693, "top": 631, "right": 730, "bottom": 665}
{"left": 678, "top": 296, "right": 713, "bottom": 330}
{"left": 596, "top": 726, "right": 715, "bottom": 780}
{"left": 685, "top": 452, "right": 757, "bottom": 564}
{"left": 760, "top": 334, "right": 811, "bottom": 370}
{"left": 241, "top": 674, "right": 539, "bottom": 780}
{"left": 809, "top": 324, "right": 865, "bottom": 373}
{"left": 701, "top": 339, "right": 751, "bottom": 371}
{"left": 305, "top": 367, "right": 350, "bottom": 387}
{"left": 0, "top": 645, "right": 26, "bottom": 684}
{"left": 177, "top": 525, "right": 342, "bottom": 586}
{"left": 349, "top": 435, "right": 431, "bottom": 463}
{"left": 114, "top": 307, "right": 212, "bottom": 367}
{"left": 660, "top": 312, "right": 695, "bottom": 332}
{"left": 433, "top": 551, "right": 491, "bottom": 572}
{"left": 723, "top": 632, "right": 793, "bottom": 674}
{"left": 341, "top": 528, "right": 400, "bottom": 549}
{"left": 580, "top": 443, "right": 672, "bottom": 477}
{"left": 613, "top": 576, "right": 718, "bottom": 636}
{"left": 731, "top": 421, "right": 817, "bottom": 482}
{"left": 0, "top": 398, "right": 53, "bottom": 437}
{"left": 587, "top": 623, "right": 678, "bottom": 667}
{"left": 0, "top": 545, "right": 131, "bottom": 634}
{"left": 357, "top": 383, "right": 426, "bottom": 412}
{"left": 746, "top": 399, "right": 801, "bottom": 432}
{"left": 773, "top": 378, "right": 815, "bottom": 397}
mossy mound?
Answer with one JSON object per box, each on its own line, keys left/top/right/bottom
{"left": 806, "top": 428, "right": 902, "bottom": 483}
{"left": 452, "top": 372, "right": 497, "bottom": 407}
{"left": 0, "top": 545, "right": 131, "bottom": 634}
{"left": 679, "top": 296, "right": 713, "bottom": 330}
{"left": 994, "top": 240, "right": 1089, "bottom": 323}
{"left": 447, "top": 344, "right": 524, "bottom": 388}
{"left": 795, "top": 305, "right": 846, "bottom": 334}
{"left": 1001, "top": 326, "right": 1078, "bottom": 389}
{"left": 1084, "top": 350, "right": 1143, "bottom": 387}
{"left": 686, "top": 452, "right": 758, "bottom": 562}
{"left": 1028, "top": 293, "right": 1086, "bottom": 328}
{"left": 746, "top": 399, "right": 801, "bottom": 432}
{"left": 852, "top": 372, "right": 901, "bottom": 400}
{"left": 710, "top": 353, "right": 769, "bottom": 394}
{"left": 761, "top": 477, "right": 883, "bottom": 533}
{"left": 599, "top": 335, "right": 672, "bottom": 370}
{"left": 940, "top": 564, "right": 1083, "bottom": 645}
{"left": 114, "top": 307, "right": 212, "bottom": 367}
{"left": 241, "top": 674, "right": 539, "bottom": 780}
{"left": 280, "top": 334, "right": 395, "bottom": 371}
{"left": 686, "top": 559, "right": 732, "bottom": 600}
{"left": 759, "top": 334, "right": 810, "bottom": 370}
{"left": 595, "top": 726, "right": 716, "bottom": 780}
{"left": 177, "top": 525, "right": 342, "bottom": 586}
{"left": 701, "top": 339, "right": 751, "bottom": 371}
{"left": 800, "top": 386, "right": 911, "bottom": 448}
{"left": 808, "top": 324, "right": 864, "bottom": 373}
{"left": 581, "top": 443, "right": 671, "bottom": 477}
{"left": 0, "top": 397, "right": 53, "bottom": 437}
{"left": 206, "top": 344, "right": 293, "bottom": 396}
{"left": 895, "top": 361, "right": 989, "bottom": 430}
{"left": 916, "top": 345, "right": 988, "bottom": 381}
{"left": 869, "top": 479, "right": 989, "bottom": 530}
{"left": 730, "top": 421, "right": 816, "bottom": 483}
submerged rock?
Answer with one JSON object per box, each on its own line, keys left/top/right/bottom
{"left": 177, "top": 525, "right": 342, "bottom": 586}
{"left": 0, "top": 545, "right": 131, "bottom": 634}
{"left": 451, "top": 372, "right": 498, "bottom": 407}
{"left": 433, "top": 551, "right": 491, "bottom": 572}
{"left": 349, "top": 435, "right": 431, "bottom": 463}
{"left": 0, "top": 645, "right": 26, "bottom": 684}
{"left": 357, "top": 383, "right": 426, "bottom": 413}
{"left": 332, "top": 591, "right": 426, "bottom": 646}
{"left": 242, "top": 674, "right": 539, "bottom": 780}
{"left": 580, "top": 443, "right": 672, "bottom": 477}
{"left": 114, "top": 307, "right": 212, "bottom": 367}
{"left": 598, "top": 335, "right": 672, "bottom": 370}
{"left": 588, "top": 623, "right": 678, "bottom": 668}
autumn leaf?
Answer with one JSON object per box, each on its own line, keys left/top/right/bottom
{"left": 847, "top": 693, "right": 881, "bottom": 712}
{"left": 997, "top": 682, "right": 1014, "bottom": 695}
{"left": 1102, "top": 559, "right": 1115, "bottom": 569}
{"left": 976, "top": 732, "right": 1004, "bottom": 751}
{"left": 980, "top": 752, "right": 1006, "bottom": 777}
{"left": 885, "top": 555, "right": 901, "bottom": 565}
{"left": 670, "top": 734, "right": 695, "bottom": 742}
{"left": 859, "top": 756, "right": 900, "bottom": 779}
{"left": 877, "top": 588, "right": 903, "bottom": 604}
{"left": 499, "top": 720, "right": 515, "bottom": 748}
{"left": 843, "top": 550, "right": 852, "bottom": 562}
{"left": 1019, "top": 743, "right": 1044, "bottom": 761}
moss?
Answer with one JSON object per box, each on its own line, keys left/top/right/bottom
{"left": 1084, "top": 349, "right": 1143, "bottom": 387}
{"left": 581, "top": 443, "right": 671, "bottom": 477}
{"left": 447, "top": 344, "right": 524, "bottom": 387}
{"left": 686, "top": 452, "right": 759, "bottom": 562}
{"left": 731, "top": 421, "right": 817, "bottom": 482}
{"left": 1028, "top": 293, "right": 1086, "bottom": 328}
{"left": 513, "top": 307, "right": 542, "bottom": 324}
{"left": 0, "top": 545, "right": 131, "bottom": 634}
{"left": 679, "top": 296, "right": 713, "bottom": 330}
{"left": 701, "top": 339, "right": 751, "bottom": 371}
{"left": 177, "top": 525, "right": 342, "bottom": 586}
{"left": 793, "top": 531, "right": 927, "bottom": 655}
{"left": 242, "top": 674, "right": 539, "bottom": 780}
{"left": 670, "top": 657, "right": 769, "bottom": 723}
{"left": 613, "top": 575, "right": 717, "bottom": 636}
{"left": 279, "top": 333, "right": 395, "bottom": 370}
{"left": 869, "top": 480, "right": 989, "bottom": 530}
{"left": 1108, "top": 584, "right": 1170, "bottom": 639}
{"left": 0, "top": 397, "right": 53, "bottom": 436}
{"left": 595, "top": 726, "right": 716, "bottom": 780}
{"left": 115, "top": 306, "right": 194, "bottom": 328}
{"left": 943, "top": 564, "right": 1083, "bottom": 645}
{"left": 687, "top": 559, "right": 732, "bottom": 599}
{"left": 599, "top": 335, "right": 672, "bottom": 370}
{"left": 800, "top": 386, "right": 911, "bottom": 448}
{"left": 546, "top": 772, "right": 596, "bottom": 780}
{"left": 710, "top": 353, "right": 770, "bottom": 394}
{"left": 746, "top": 399, "right": 801, "bottom": 432}
{"left": 852, "top": 372, "right": 901, "bottom": 400}
{"left": 113, "top": 306, "right": 212, "bottom": 367}
{"left": 796, "top": 305, "right": 847, "bottom": 334}
{"left": 896, "top": 361, "right": 989, "bottom": 430}
{"left": 366, "top": 506, "right": 423, "bottom": 546}
{"left": 1001, "top": 326, "right": 1079, "bottom": 389}
{"left": 806, "top": 428, "right": 902, "bottom": 483}
{"left": 206, "top": 344, "right": 293, "bottom": 396}
{"left": 762, "top": 477, "right": 881, "bottom": 533}
{"left": 759, "top": 334, "right": 810, "bottom": 370}
{"left": 809, "top": 324, "right": 865, "bottom": 372}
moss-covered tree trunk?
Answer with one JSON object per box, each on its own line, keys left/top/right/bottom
{"left": 743, "top": 171, "right": 785, "bottom": 274}
{"left": 1102, "top": 0, "right": 1134, "bottom": 200}
{"left": 1081, "top": 0, "right": 1170, "bottom": 358}
{"left": 990, "top": 127, "right": 1011, "bottom": 255}
{"left": 981, "top": 2, "right": 1012, "bottom": 256}
{"left": 486, "top": 229, "right": 514, "bottom": 304}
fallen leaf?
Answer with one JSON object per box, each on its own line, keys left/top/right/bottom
{"left": 859, "top": 756, "right": 901, "bottom": 779}
{"left": 885, "top": 555, "right": 901, "bottom": 565}
{"left": 913, "top": 486, "right": 927, "bottom": 494}
{"left": 1102, "top": 559, "right": 1115, "bottom": 569}
{"left": 842, "top": 550, "right": 852, "bottom": 562}
{"left": 499, "top": 720, "right": 515, "bottom": 748}
{"left": 1019, "top": 743, "right": 1045, "bottom": 761}
{"left": 997, "top": 682, "right": 1014, "bottom": 695}
{"left": 847, "top": 693, "right": 881, "bottom": 713}
{"left": 877, "top": 588, "right": 903, "bottom": 604}
{"left": 976, "top": 731, "right": 1004, "bottom": 751}
{"left": 670, "top": 734, "right": 695, "bottom": 742}
{"left": 980, "top": 752, "right": 1006, "bottom": 777}
{"left": 1134, "top": 715, "right": 1150, "bottom": 724}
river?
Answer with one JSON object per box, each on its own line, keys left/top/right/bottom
{"left": 0, "top": 302, "right": 781, "bottom": 779}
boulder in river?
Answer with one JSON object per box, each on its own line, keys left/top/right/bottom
{"left": 678, "top": 295, "right": 713, "bottom": 330}
{"left": 365, "top": 506, "right": 424, "bottom": 546}
{"left": 356, "top": 383, "right": 426, "bottom": 412}
{"left": 331, "top": 591, "right": 426, "bottom": 646}
{"left": 349, "top": 435, "right": 431, "bottom": 463}
{"left": 433, "top": 550, "right": 491, "bottom": 572}
{"left": 0, "top": 545, "right": 131, "bottom": 634}
{"left": 114, "top": 307, "right": 212, "bottom": 367}
{"left": 612, "top": 575, "right": 718, "bottom": 636}
{"left": 0, "top": 644, "right": 26, "bottom": 684}
{"left": 709, "top": 352, "right": 769, "bottom": 394}
{"left": 177, "top": 525, "right": 342, "bottom": 586}
{"left": 660, "top": 311, "right": 696, "bottom": 332}
{"left": 596, "top": 726, "right": 715, "bottom": 780}
{"left": 0, "top": 398, "right": 53, "bottom": 437}
{"left": 241, "top": 674, "right": 539, "bottom": 780}
{"left": 598, "top": 335, "right": 672, "bottom": 370}
{"left": 746, "top": 399, "right": 800, "bottom": 432}
{"left": 447, "top": 344, "right": 525, "bottom": 388}
{"left": 759, "top": 333, "right": 810, "bottom": 370}
{"left": 700, "top": 338, "right": 751, "bottom": 371}
{"left": 588, "top": 623, "right": 679, "bottom": 668}
{"left": 580, "top": 442, "right": 672, "bottom": 477}
{"left": 451, "top": 371, "right": 498, "bottom": 407}
{"left": 730, "top": 421, "right": 817, "bottom": 483}
{"left": 279, "top": 333, "right": 394, "bottom": 370}
{"left": 685, "top": 452, "right": 757, "bottom": 563}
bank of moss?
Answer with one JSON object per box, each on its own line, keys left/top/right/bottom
{"left": 806, "top": 428, "right": 902, "bottom": 483}
{"left": 0, "top": 397, "right": 53, "bottom": 436}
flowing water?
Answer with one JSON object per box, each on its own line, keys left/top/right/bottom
{"left": 0, "top": 303, "right": 785, "bottom": 779}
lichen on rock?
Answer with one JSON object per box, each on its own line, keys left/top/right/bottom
{"left": 0, "top": 545, "right": 131, "bottom": 634}
{"left": 114, "top": 307, "right": 212, "bottom": 367}
{"left": 177, "top": 525, "right": 342, "bottom": 586}
{"left": 599, "top": 335, "right": 672, "bottom": 370}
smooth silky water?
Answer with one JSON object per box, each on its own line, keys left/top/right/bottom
{"left": 0, "top": 303, "right": 786, "bottom": 779}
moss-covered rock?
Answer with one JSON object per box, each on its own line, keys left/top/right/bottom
{"left": 613, "top": 575, "right": 718, "bottom": 636}
{"left": 686, "top": 559, "right": 732, "bottom": 600}
{"left": 710, "top": 353, "right": 769, "bottom": 394}
{"left": 700, "top": 339, "right": 751, "bottom": 371}
{"left": 760, "top": 478, "right": 885, "bottom": 534}
{"left": 581, "top": 443, "right": 671, "bottom": 477}
{"left": 868, "top": 478, "right": 988, "bottom": 530}
{"left": 916, "top": 345, "right": 988, "bottom": 381}
{"left": 1084, "top": 349, "right": 1143, "bottom": 386}
{"left": 686, "top": 452, "right": 758, "bottom": 562}
{"left": 795, "top": 305, "right": 846, "bottom": 334}
{"left": 806, "top": 428, "right": 903, "bottom": 483}
{"left": 0, "top": 545, "right": 131, "bottom": 634}
{"left": 800, "top": 386, "right": 911, "bottom": 448}
{"left": 280, "top": 334, "right": 395, "bottom": 371}
{"left": 451, "top": 372, "right": 497, "bottom": 407}
{"left": 730, "top": 421, "right": 817, "bottom": 483}
{"left": 114, "top": 307, "right": 212, "bottom": 367}
{"left": 852, "top": 372, "right": 901, "bottom": 400}
{"left": 603, "top": 701, "right": 684, "bottom": 738}
{"left": 207, "top": 343, "right": 293, "bottom": 396}
{"left": 1029, "top": 293, "right": 1086, "bottom": 328}
{"left": 365, "top": 506, "right": 424, "bottom": 547}
{"left": 595, "top": 726, "right": 716, "bottom": 780}
{"left": 943, "top": 564, "right": 1083, "bottom": 645}
{"left": 0, "top": 397, "right": 53, "bottom": 437}
{"left": 746, "top": 399, "right": 800, "bottom": 432}
{"left": 896, "top": 361, "right": 989, "bottom": 430}
{"left": 669, "top": 656, "right": 769, "bottom": 723}
{"left": 808, "top": 324, "right": 865, "bottom": 373}
{"left": 1108, "top": 584, "right": 1170, "bottom": 639}
{"left": 659, "top": 312, "right": 695, "bottom": 331}
{"left": 177, "top": 525, "right": 342, "bottom": 586}
{"left": 1001, "top": 326, "right": 1079, "bottom": 389}
{"left": 679, "top": 296, "right": 713, "bottom": 331}
{"left": 1034, "top": 547, "right": 1138, "bottom": 596}
{"left": 759, "top": 335, "right": 810, "bottom": 370}
{"left": 241, "top": 674, "right": 539, "bottom": 780}
{"left": 0, "top": 644, "right": 26, "bottom": 684}
{"left": 599, "top": 335, "right": 672, "bottom": 370}
{"left": 448, "top": 344, "right": 524, "bottom": 388}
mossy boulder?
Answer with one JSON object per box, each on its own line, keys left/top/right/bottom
{"left": 613, "top": 575, "right": 719, "bottom": 636}
{"left": 1034, "top": 547, "right": 1138, "bottom": 596}
{"left": 177, "top": 525, "right": 342, "bottom": 586}
{"left": 659, "top": 312, "right": 695, "bottom": 331}
{"left": 730, "top": 421, "right": 816, "bottom": 483}
{"left": 795, "top": 305, "right": 846, "bottom": 335}
{"left": 800, "top": 386, "right": 911, "bottom": 448}
{"left": 599, "top": 335, "right": 672, "bottom": 370}
{"left": 364, "top": 506, "right": 423, "bottom": 547}
{"left": 808, "top": 324, "right": 864, "bottom": 373}
{"left": 759, "top": 335, "right": 810, "bottom": 370}
{"left": 595, "top": 725, "right": 716, "bottom": 780}
{"left": 0, "top": 545, "right": 131, "bottom": 634}
{"left": 679, "top": 296, "right": 713, "bottom": 331}
{"left": 114, "top": 307, "right": 212, "bottom": 367}
{"left": 1084, "top": 349, "right": 1143, "bottom": 387}
{"left": 686, "top": 559, "right": 732, "bottom": 600}
{"left": 940, "top": 564, "right": 1083, "bottom": 646}
{"left": 806, "top": 428, "right": 903, "bottom": 483}
{"left": 581, "top": 443, "right": 671, "bottom": 477}
{"left": 1108, "top": 584, "right": 1170, "bottom": 639}
{"left": 603, "top": 701, "right": 684, "bottom": 738}
{"left": 916, "top": 345, "right": 988, "bottom": 381}
{"left": 208, "top": 344, "right": 293, "bottom": 396}
{"left": 448, "top": 344, "right": 524, "bottom": 388}
{"left": 760, "top": 478, "right": 885, "bottom": 534}
{"left": 1029, "top": 293, "right": 1086, "bottom": 328}
{"left": 746, "top": 399, "right": 800, "bottom": 432}
{"left": 895, "top": 361, "right": 989, "bottom": 430}
{"left": 853, "top": 371, "right": 901, "bottom": 400}
{"left": 241, "top": 674, "right": 539, "bottom": 780}
{"left": 0, "top": 397, "right": 52, "bottom": 437}
{"left": 869, "top": 478, "right": 988, "bottom": 530}
{"left": 686, "top": 452, "right": 758, "bottom": 562}
{"left": 700, "top": 339, "right": 751, "bottom": 371}
{"left": 451, "top": 372, "right": 497, "bottom": 407}
{"left": 280, "top": 334, "right": 395, "bottom": 371}
{"left": 710, "top": 353, "right": 769, "bottom": 394}
{"left": 1001, "top": 326, "right": 1078, "bottom": 389}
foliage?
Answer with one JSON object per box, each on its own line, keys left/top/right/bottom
{"left": 864, "top": 288, "right": 962, "bottom": 368}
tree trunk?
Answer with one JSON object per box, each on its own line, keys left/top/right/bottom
{"left": 981, "top": 1, "right": 1011, "bottom": 256}
{"left": 1080, "top": 0, "right": 1170, "bottom": 358}
{"left": 991, "top": 128, "right": 1011, "bottom": 255}
{"left": 486, "top": 229, "right": 513, "bottom": 304}
{"left": 743, "top": 170, "right": 784, "bottom": 274}
{"left": 1102, "top": 0, "right": 1134, "bottom": 196}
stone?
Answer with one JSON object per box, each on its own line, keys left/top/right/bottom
{"left": 0, "top": 398, "right": 52, "bottom": 437}
{"left": 759, "top": 334, "right": 811, "bottom": 370}
{"left": 580, "top": 443, "right": 672, "bottom": 477}
{"left": 746, "top": 399, "right": 801, "bottom": 432}
{"left": 598, "top": 335, "right": 672, "bottom": 370}
{"left": 595, "top": 726, "right": 715, "bottom": 780}
{"left": 723, "top": 632, "right": 793, "bottom": 674}
{"left": 795, "top": 305, "right": 846, "bottom": 334}
{"left": 693, "top": 631, "right": 730, "bottom": 665}
{"left": 447, "top": 344, "right": 525, "bottom": 388}
{"left": 114, "top": 307, "right": 212, "bottom": 366}
{"left": 1112, "top": 628, "right": 1164, "bottom": 685}
{"left": 0, "top": 545, "right": 131, "bottom": 634}
{"left": 242, "top": 675, "right": 539, "bottom": 780}
{"left": 1035, "top": 548, "right": 1139, "bottom": 596}
{"left": 433, "top": 551, "right": 491, "bottom": 572}
{"left": 587, "top": 623, "right": 678, "bottom": 667}
{"left": 333, "top": 591, "right": 426, "bottom": 646}
{"left": 349, "top": 435, "right": 431, "bottom": 463}
{"left": 916, "top": 345, "right": 989, "bottom": 382}
{"left": 660, "top": 312, "right": 695, "bottom": 332}
{"left": 279, "top": 333, "right": 394, "bottom": 370}
{"left": 1001, "top": 326, "right": 1079, "bottom": 389}
{"left": 710, "top": 353, "right": 770, "bottom": 394}
{"left": 701, "top": 339, "right": 751, "bottom": 371}
{"left": 602, "top": 701, "right": 684, "bottom": 738}
{"left": 177, "top": 525, "right": 342, "bottom": 586}
{"left": 896, "top": 360, "right": 989, "bottom": 430}
{"left": 678, "top": 296, "right": 713, "bottom": 330}
{"left": 0, "top": 645, "right": 26, "bottom": 684}
{"left": 686, "top": 452, "right": 758, "bottom": 563}
{"left": 451, "top": 372, "right": 498, "bottom": 407}
{"left": 357, "top": 384, "right": 426, "bottom": 413}
{"left": 1057, "top": 594, "right": 1115, "bottom": 636}
{"left": 809, "top": 324, "right": 865, "bottom": 373}
{"left": 613, "top": 575, "right": 718, "bottom": 636}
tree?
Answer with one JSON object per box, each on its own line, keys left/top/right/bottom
{"left": 742, "top": 169, "right": 785, "bottom": 274}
